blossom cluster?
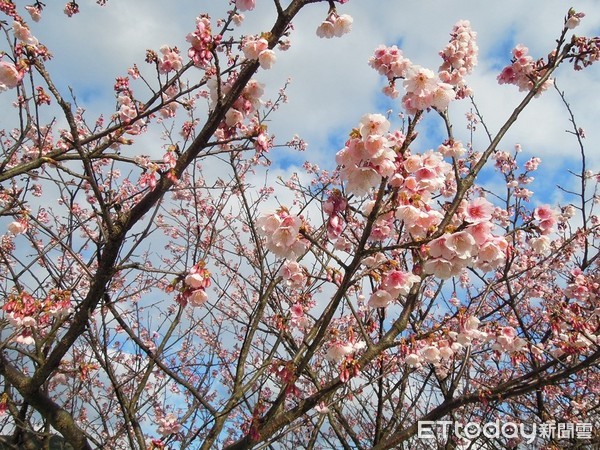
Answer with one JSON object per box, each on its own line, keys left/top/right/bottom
{"left": 156, "top": 413, "right": 182, "bottom": 436}
{"left": 186, "top": 15, "right": 221, "bottom": 68}
{"left": 0, "top": 20, "right": 44, "bottom": 91}
{"left": 2, "top": 290, "right": 72, "bottom": 345}
{"left": 256, "top": 209, "right": 308, "bottom": 260}
{"left": 242, "top": 35, "right": 277, "bottom": 70}
{"left": 7, "top": 219, "right": 27, "bottom": 235}
{"left": 497, "top": 44, "right": 553, "bottom": 94}
{"left": 316, "top": 11, "right": 353, "bottom": 39}
{"left": 405, "top": 316, "right": 487, "bottom": 368}
{"left": 180, "top": 262, "right": 212, "bottom": 307}
{"left": 335, "top": 113, "right": 397, "bottom": 196}
{"left": 325, "top": 339, "right": 366, "bottom": 363}
{"left": 323, "top": 189, "right": 348, "bottom": 240}
{"left": 278, "top": 260, "right": 306, "bottom": 289}
{"left": 117, "top": 95, "right": 146, "bottom": 135}
{"left": 369, "top": 20, "right": 478, "bottom": 113}
{"left": 368, "top": 269, "right": 421, "bottom": 308}
{"left": 438, "top": 20, "right": 478, "bottom": 98}
{"left": 208, "top": 77, "right": 264, "bottom": 128}
{"left": 424, "top": 217, "right": 508, "bottom": 278}
{"left": 158, "top": 45, "right": 183, "bottom": 74}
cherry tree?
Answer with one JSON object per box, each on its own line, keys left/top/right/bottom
{"left": 0, "top": 1, "right": 598, "bottom": 449}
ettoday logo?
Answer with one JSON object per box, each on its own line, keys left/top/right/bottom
{"left": 418, "top": 420, "right": 593, "bottom": 444}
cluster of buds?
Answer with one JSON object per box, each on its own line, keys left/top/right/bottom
{"left": 2, "top": 289, "right": 72, "bottom": 345}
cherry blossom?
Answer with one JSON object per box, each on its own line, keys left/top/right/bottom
{"left": 0, "top": 61, "right": 23, "bottom": 90}
{"left": 156, "top": 413, "right": 182, "bottom": 436}
{"left": 316, "top": 11, "right": 353, "bottom": 39}
{"left": 158, "top": 45, "right": 183, "bottom": 73}
{"left": 256, "top": 209, "right": 308, "bottom": 260}
{"left": 7, "top": 220, "right": 27, "bottom": 235}
{"left": 13, "top": 21, "right": 39, "bottom": 47}
{"left": 25, "top": 5, "right": 42, "bottom": 22}
{"left": 235, "top": 0, "right": 256, "bottom": 12}
{"left": 278, "top": 261, "right": 306, "bottom": 289}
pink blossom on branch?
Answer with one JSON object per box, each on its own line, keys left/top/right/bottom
{"left": 316, "top": 12, "right": 353, "bottom": 39}
{"left": 0, "top": 61, "right": 23, "bottom": 90}
{"left": 256, "top": 209, "right": 308, "bottom": 260}
{"left": 235, "top": 0, "right": 256, "bottom": 12}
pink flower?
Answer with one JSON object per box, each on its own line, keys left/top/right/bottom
{"left": 185, "top": 265, "right": 211, "bottom": 289}
{"left": 439, "top": 346, "right": 454, "bottom": 360}
{"left": 314, "top": 403, "right": 330, "bottom": 414}
{"left": 438, "top": 20, "right": 478, "bottom": 91}
{"left": 524, "top": 157, "right": 541, "bottom": 171}
{"left": 242, "top": 37, "right": 269, "bottom": 60}
{"left": 359, "top": 113, "right": 390, "bottom": 138}
{"left": 225, "top": 108, "right": 244, "bottom": 127}
{"left": 343, "top": 166, "right": 381, "bottom": 197}
{"left": 421, "top": 345, "right": 441, "bottom": 364}
{"left": 235, "top": 0, "right": 256, "bottom": 11}
{"left": 467, "top": 221, "right": 494, "bottom": 244}
{"left": 15, "top": 332, "right": 35, "bottom": 346}
{"left": 325, "top": 342, "right": 352, "bottom": 362}
{"left": 0, "top": 61, "right": 23, "bottom": 90}
{"left": 566, "top": 11, "right": 585, "bottom": 29}
{"left": 423, "top": 257, "right": 460, "bottom": 279}
{"left": 327, "top": 214, "right": 344, "bottom": 240}
{"left": 189, "top": 288, "right": 208, "bottom": 307}
{"left": 475, "top": 238, "right": 507, "bottom": 270}
{"left": 185, "top": 273, "right": 205, "bottom": 289}
{"left": 464, "top": 197, "right": 494, "bottom": 223}
{"left": 256, "top": 210, "right": 308, "bottom": 260}
{"left": 404, "top": 66, "right": 437, "bottom": 97}
{"left": 13, "top": 21, "right": 39, "bottom": 47}
{"left": 438, "top": 140, "right": 466, "bottom": 158}
{"left": 533, "top": 204, "right": 555, "bottom": 221}
{"left": 316, "top": 20, "right": 335, "bottom": 39}
{"left": 368, "top": 289, "right": 393, "bottom": 308}
{"left": 333, "top": 14, "right": 353, "bottom": 37}
{"left": 157, "top": 413, "right": 182, "bottom": 436}
{"left": 444, "top": 231, "right": 477, "bottom": 259}
{"left": 25, "top": 6, "right": 42, "bottom": 22}
{"left": 530, "top": 235, "right": 551, "bottom": 255}
{"left": 325, "top": 340, "right": 365, "bottom": 362}
{"left": 64, "top": 2, "right": 79, "bottom": 17}
{"left": 258, "top": 49, "right": 276, "bottom": 69}
{"left": 7, "top": 221, "right": 26, "bottom": 235}
{"left": 428, "top": 235, "right": 455, "bottom": 260}
{"left": 158, "top": 45, "right": 183, "bottom": 73}
{"left": 463, "top": 316, "right": 480, "bottom": 333}
{"left": 534, "top": 205, "right": 557, "bottom": 234}
{"left": 272, "top": 216, "right": 302, "bottom": 247}
{"left": 381, "top": 270, "right": 420, "bottom": 296}
{"left": 278, "top": 261, "right": 306, "bottom": 289}
{"left": 405, "top": 353, "right": 421, "bottom": 368}
{"left": 430, "top": 82, "right": 455, "bottom": 110}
